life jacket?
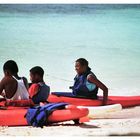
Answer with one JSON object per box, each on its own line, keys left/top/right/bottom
{"left": 25, "top": 102, "right": 68, "bottom": 127}
{"left": 72, "top": 71, "right": 98, "bottom": 99}
{"left": 30, "top": 82, "right": 50, "bottom": 104}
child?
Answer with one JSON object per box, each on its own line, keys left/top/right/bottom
{"left": 54, "top": 58, "right": 108, "bottom": 105}
{"left": 0, "top": 60, "right": 29, "bottom": 100}
{"left": 72, "top": 58, "right": 108, "bottom": 105}
{"left": 28, "top": 66, "right": 50, "bottom": 104}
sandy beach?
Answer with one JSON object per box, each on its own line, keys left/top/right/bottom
{"left": 0, "top": 106, "right": 140, "bottom": 136}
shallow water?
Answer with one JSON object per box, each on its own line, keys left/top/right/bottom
{"left": 0, "top": 4, "right": 140, "bottom": 95}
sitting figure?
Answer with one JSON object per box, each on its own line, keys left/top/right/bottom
{"left": 29, "top": 66, "right": 50, "bottom": 104}
{"left": 0, "top": 60, "right": 29, "bottom": 100}
{"left": 53, "top": 58, "right": 108, "bottom": 105}
{"left": 72, "top": 58, "right": 108, "bottom": 105}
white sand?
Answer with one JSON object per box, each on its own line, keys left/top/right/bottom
{"left": 0, "top": 106, "right": 140, "bottom": 136}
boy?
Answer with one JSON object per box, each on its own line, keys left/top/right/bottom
{"left": 0, "top": 60, "right": 29, "bottom": 100}
{"left": 29, "top": 66, "right": 50, "bottom": 104}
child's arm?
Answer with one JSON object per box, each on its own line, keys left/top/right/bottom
{"left": 87, "top": 75, "right": 108, "bottom": 105}
{"left": 0, "top": 78, "right": 5, "bottom": 97}
{"left": 28, "top": 83, "right": 39, "bottom": 98}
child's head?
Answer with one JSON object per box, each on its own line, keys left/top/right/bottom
{"left": 75, "top": 58, "right": 91, "bottom": 75}
{"left": 30, "top": 66, "right": 44, "bottom": 83}
{"left": 3, "top": 60, "right": 19, "bottom": 76}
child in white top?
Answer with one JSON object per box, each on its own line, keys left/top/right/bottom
{"left": 0, "top": 60, "right": 29, "bottom": 100}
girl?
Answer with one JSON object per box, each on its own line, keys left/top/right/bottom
{"left": 72, "top": 58, "right": 108, "bottom": 105}
{"left": 53, "top": 58, "right": 108, "bottom": 105}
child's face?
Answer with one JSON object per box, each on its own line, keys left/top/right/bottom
{"left": 30, "top": 72, "right": 39, "bottom": 83}
{"left": 75, "top": 62, "right": 86, "bottom": 75}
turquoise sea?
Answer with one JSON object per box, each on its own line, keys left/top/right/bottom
{"left": 0, "top": 4, "right": 140, "bottom": 95}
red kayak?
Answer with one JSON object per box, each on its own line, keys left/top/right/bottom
{"left": 0, "top": 102, "right": 88, "bottom": 126}
{"left": 48, "top": 94, "right": 140, "bottom": 108}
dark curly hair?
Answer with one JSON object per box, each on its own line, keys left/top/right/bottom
{"left": 3, "top": 60, "right": 19, "bottom": 75}
{"left": 30, "top": 66, "right": 44, "bottom": 78}
{"left": 76, "top": 58, "right": 91, "bottom": 71}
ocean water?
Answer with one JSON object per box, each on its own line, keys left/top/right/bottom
{"left": 0, "top": 4, "right": 140, "bottom": 95}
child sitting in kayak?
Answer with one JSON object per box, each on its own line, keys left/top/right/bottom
{"left": 0, "top": 60, "right": 29, "bottom": 100}
{"left": 53, "top": 58, "right": 108, "bottom": 105}
{"left": 73, "top": 58, "right": 108, "bottom": 105}
{"left": 29, "top": 66, "right": 50, "bottom": 104}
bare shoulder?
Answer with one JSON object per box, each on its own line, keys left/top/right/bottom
{"left": 22, "top": 77, "right": 29, "bottom": 89}
{"left": 0, "top": 77, "right": 5, "bottom": 88}
{"left": 22, "top": 77, "right": 28, "bottom": 84}
{"left": 0, "top": 76, "right": 11, "bottom": 85}
{"left": 87, "top": 74, "right": 96, "bottom": 81}
{"left": 0, "top": 76, "right": 13, "bottom": 92}
{"left": 22, "top": 77, "right": 28, "bottom": 82}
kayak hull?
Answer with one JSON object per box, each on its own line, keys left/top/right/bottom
{"left": 48, "top": 94, "right": 140, "bottom": 108}
{"left": 0, "top": 105, "right": 88, "bottom": 126}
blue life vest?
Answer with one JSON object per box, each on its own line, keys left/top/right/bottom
{"left": 25, "top": 102, "right": 68, "bottom": 127}
{"left": 72, "top": 71, "right": 98, "bottom": 99}
{"left": 32, "top": 82, "right": 50, "bottom": 104}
